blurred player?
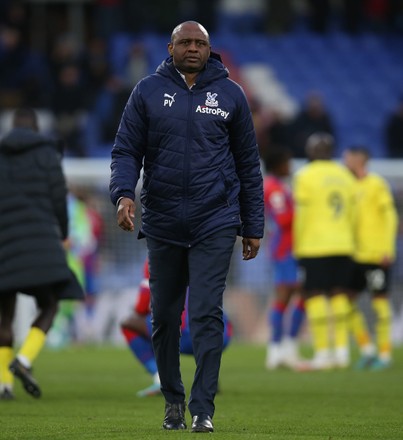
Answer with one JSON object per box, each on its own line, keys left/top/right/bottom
{"left": 262, "top": 148, "right": 304, "bottom": 369}
{"left": 344, "top": 146, "right": 398, "bottom": 370}
{"left": 293, "top": 133, "right": 356, "bottom": 370}
{"left": 121, "top": 260, "right": 233, "bottom": 397}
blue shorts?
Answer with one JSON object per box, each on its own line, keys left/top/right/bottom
{"left": 273, "top": 253, "right": 299, "bottom": 286}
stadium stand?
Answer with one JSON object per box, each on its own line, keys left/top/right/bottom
{"left": 77, "top": 29, "right": 403, "bottom": 158}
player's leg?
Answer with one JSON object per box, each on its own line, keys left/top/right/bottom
{"left": 282, "top": 256, "right": 304, "bottom": 368}
{"left": 297, "top": 258, "right": 333, "bottom": 370}
{"left": 121, "top": 314, "right": 161, "bottom": 396}
{"left": 179, "top": 311, "right": 232, "bottom": 355}
{"left": 329, "top": 292, "right": 351, "bottom": 368}
{"left": 0, "top": 292, "right": 17, "bottom": 399}
{"left": 10, "top": 287, "right": 59, "bottom": 398}
{"left": 304, "top": 293, "right": 332, "bottom": 369}
{"left": 371, "top": 295, "right": 392, "bottom": 369}
{"left": 222, "top": 314, "right": 233, "bottom": 352}
{"left": 328, "top": 257, "right": 353, "bottom": 368}
{"left": 348, "top": 263, "right": 376, "bottom": 368}
{"left": 282, "top": 294, "right": 305, "bottom": 368}
{"left": 266, "top": 280, "right": 288, "bottom": 369}
{"left": 350, "top": 303, "right": 376, "bottom": 368}
{"left": 266, "top": 255, "right": 299, "bottom": 369}
{"left": 368, "top": 266, "right": 392, "bottom": 370}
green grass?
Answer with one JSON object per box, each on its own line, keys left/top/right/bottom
{"left": 1, "top": 344, "right": 402, "bottom": 439}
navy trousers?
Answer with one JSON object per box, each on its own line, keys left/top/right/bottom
{"left": 146, "top": 227, "right": 237, "bottom": 418}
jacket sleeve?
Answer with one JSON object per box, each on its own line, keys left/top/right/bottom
{"left": 228, "top": 88, "right": 264, "bottom": 238}
{"left": 110, "top": 86, "right": 148, "bottom": 206}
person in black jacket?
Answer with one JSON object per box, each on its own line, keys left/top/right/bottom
{"left": 110, "top": 21, "right": 264, "bottom": 432}
{"left": 0, "top": 108, "right": 84, "bottom": 400}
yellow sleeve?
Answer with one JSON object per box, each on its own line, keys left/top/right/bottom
{"left": 378, "top": 179, "right": 399, "bottom": 259}
{"left": 292, "top": 171, "right": 309, "bottom": 256}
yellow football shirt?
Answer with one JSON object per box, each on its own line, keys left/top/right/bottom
{"left": 293, "top": 160, "right": 356, "bottom": 258}
{"left": 353, "top": 173, "right": 398, "bottom": 264}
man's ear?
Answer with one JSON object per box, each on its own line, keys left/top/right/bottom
{"left": 168, "top": 42, "right": 173, "bottom": 56}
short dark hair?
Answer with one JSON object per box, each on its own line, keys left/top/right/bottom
{"left": 263, "top": 147, "right": 291, "bottom": 173}
{"left": 305, "top": 132, "right": 334, "bottom": 160}
{"left": 12, "top": 107, "right": 39, "bottom": 131}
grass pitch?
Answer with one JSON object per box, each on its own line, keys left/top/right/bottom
{"left": 1, "top": 344, "right": 402, "bottom": 439}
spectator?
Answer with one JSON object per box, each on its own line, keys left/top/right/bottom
{"left": 123, "top": 0, "right": 181, "bottom": 33}
{"left": 288, "top": 92, "right": 334, "bottom": 158}
{"left": 180, "top": 0, "right": 218, "bottom": 33}
{"left": 249, "top": 97, "right": 271, "bottom": 158}
{"left": 93, "top": 0, "right": 125, "bottom": 40}
{"left": 307, "top": 0, "right": 331, "bottom": 33}
{"left": 85, "top": 37, "right": 111, "bottom": 107}
{"left": 93, "top": 75, "right": 132, "bottom": 145}
{"left": 265, "top": 109, "right": 290, "bottom": 153}
{"left": 51, "top": 63, "right": 89, "bottom": 156}
{"left": 342, "top": 0, "right": 365, "bottom": 34}
{"left": 1, "top": 1, "right": 29, "bottom": 44}
{"left": 385, "top": 97, "right": 403, "bottom": 158}
{"left": 49, "top": 33, "right": 85, "bottom": 79}
{"left": 265, "top": 0, "right": 294, "bottom": 34}
{"left": 0, "top": 23, "right": 50, "bottom": 109}
{"left": 124, "top": 42, "right": 149, "bottom": 87}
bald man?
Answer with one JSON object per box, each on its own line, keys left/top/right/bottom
{"left": 110, "top": 21, "right": 264, "bottom": 432}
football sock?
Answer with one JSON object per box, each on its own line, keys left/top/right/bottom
{"left": 349, "top": 303, "right": 375, "bottom": 356}
{"left": 121, "top": 328, "right": 158, "bottom": 375}
{"left": 329, "top": 294, "right": 350, "bottom": 350}
{"left": 17, "top": 327, "right": 46, "bottom": 368}
{"left": 270, "top": 300, "right": 286, "bottom": 343}
{"left": 289, "top": 298, "right": 305, "bottom": 338}
{"left": 0, "top": 346, "right": 14, "bottom": 389}
{"left": 372, "top": 297, "right": 392, "bottom": 361}
{"left": 305, "top": 295, "right": 330, "bottom": 353}
{"left": 152, "top": 372, "right": 160, "bottom": 385}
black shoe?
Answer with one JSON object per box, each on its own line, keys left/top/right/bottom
{"left": 0, "top": 388, "right": 15, "bottom": 400}
{"left": 162, "top": 402, "right": 187, "bottom": 430}
{"left": 9, "top": 359, "right": 41, "bottom": 398}
{"left": 191, "top": 414, "right": 214, "bottom": 433}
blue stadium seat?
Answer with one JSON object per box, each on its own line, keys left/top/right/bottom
{"left": 87, "top": 30, "right": 402, "bottom": 157}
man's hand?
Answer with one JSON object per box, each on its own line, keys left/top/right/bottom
{"left": 242, "top": 237, "right": 261, "bottom": 260}
{"left": 117, "top": 197, "right": 135, "bottom": 232}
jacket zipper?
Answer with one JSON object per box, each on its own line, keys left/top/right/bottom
{"left": 183, "top": 88, "right": 193, "bottom": 247}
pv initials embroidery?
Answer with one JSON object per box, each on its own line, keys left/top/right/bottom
{"left": 164, "top": 92, "right": 176, "bottom": 107}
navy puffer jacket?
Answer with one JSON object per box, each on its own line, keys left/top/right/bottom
{"left": 110, "top": 54, "right": 264, "bottom": 247}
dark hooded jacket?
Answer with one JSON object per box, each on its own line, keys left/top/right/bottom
{"left": 0, "top": 127, "right": 82, "bottom": 298}
{"left": 110, "top": 54, "right": 264, "bottom": 246}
